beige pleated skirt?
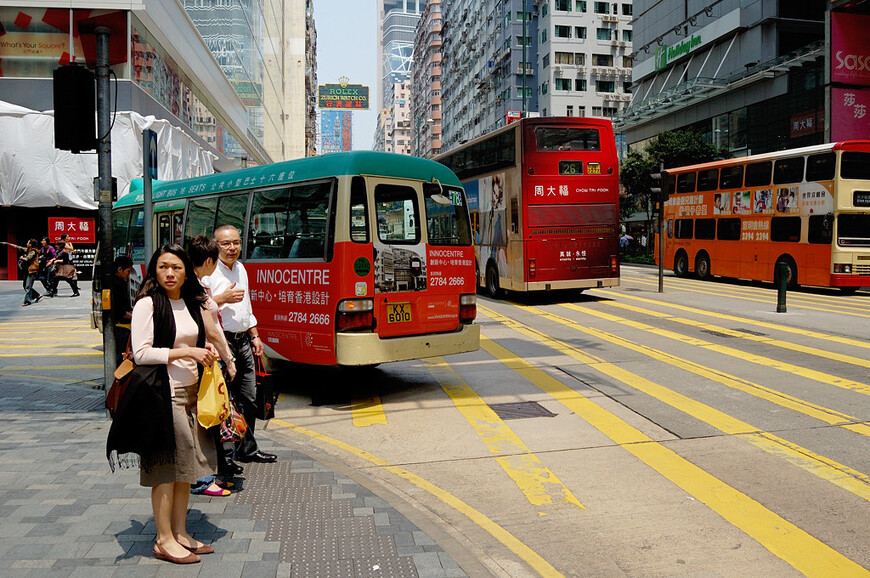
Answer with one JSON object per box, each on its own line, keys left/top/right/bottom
{"left": 140, "top": 383, "right": 216, "bottom": 486}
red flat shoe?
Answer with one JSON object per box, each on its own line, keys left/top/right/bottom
{"left": 153, "top": 543, "right": 200, "bottom": 564}
{"left": 202, "top": 486, "right": 231, "bottom": 497}
{"left": 182, "top": 542, "right": 215, "bottom": 555}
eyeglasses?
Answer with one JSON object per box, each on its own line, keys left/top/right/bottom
{"left": 218, "top": 240, "right": 241, "bottom": 248}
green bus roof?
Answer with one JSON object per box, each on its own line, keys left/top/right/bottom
{"left": 116, "top": 151, "right": 461, "bottom": 209}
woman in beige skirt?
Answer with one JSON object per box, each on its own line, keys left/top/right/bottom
{"left": 131, "top": 244, "right": 236, "bottom": 564}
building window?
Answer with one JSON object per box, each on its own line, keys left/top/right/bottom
{"left": 555, "top": 52, "right": 573, "bottom": 64}
{"left": 598, "top": 80, "right": 615, "bottom": 92}
{"left": 575, "top": 27, "right": 587, "bottom": 39}
{"left": 541, "top": 4, "right": 548, "bottom": 17}
{"left": 593, "top": 54, "right": 613, "bottom": 66}
{"left": 555, "top": 78, "right": 572, "bottom": 91}
{"left": 541, "top": 81, "right": 548, "bottom": 94}
{"left": 576, "top": 1, "right": 587, "bottom": 11}
{"left": 578, "top": 106, "right": 586, "bottom": 117}
{"left": 541, "top": 29, "right": 548, "bottom": 43}
{"left": 555, "top": 25, "right": 571, "bottom": 38}
{"left": 594, "top": 2, "right": 608, "bottom": 14}
{"left": 575, "top": 78, "right": 587, "bottom": 91}
{"left": 575, "top": 53, "right": 587, "bottom": 65}
{"left": 567, "top": 105, "right": 574, "bottom": 116}
{"left": 555, "top": 0, "right": 571, "bottom": 10}
{"left": 622, "top": 3, "right": 632, "bottom": 16}
{"left": 596, "top": 28, "right": 612, "bottom": 41}
{"left": 543, "top": 54, "right": 550, "bottom": 68}
{"left": 622, "top": 30, "right": 632, "bottom": 42}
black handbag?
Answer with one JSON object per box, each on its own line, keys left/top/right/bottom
{"left": 254, "top": 355, "right": 276, "bottom": 420}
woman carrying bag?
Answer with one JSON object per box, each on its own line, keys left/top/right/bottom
{"left": 18, "top": 239, "right": 42, "bottom": 306}
{"left": 106, "top": 244, "right": 235, "bottom": 564}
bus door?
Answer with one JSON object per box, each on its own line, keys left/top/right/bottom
{"left": 367, "top": 176, "right": 472, "bottom": 339}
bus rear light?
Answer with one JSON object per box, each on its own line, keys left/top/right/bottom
{"left": 834, "top": 263, "right": 852, "bottom": 274}
{"left": 610, "top": 255, "right": 618, "bottom": 274}
{"left": 336, "top": 298, "right": 374, "bottom": 332}
{"left": 460, "top": 293, "right": 477, "bottom": 323}
{"left": 529, "top": 259, "right": 536, "bottom": 279}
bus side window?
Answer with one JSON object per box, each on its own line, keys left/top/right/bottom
{"left": 745, "top": 161, "right": 772, "bottom": 187}
{"left": 217, "top": 194, "right": 248, "bottom": 239}
{"left": 667, "top": 219, "right": 673, "bottom": 238}
{"left": 248, "top": 188, "right": 290, "bottom": 260}
{"left": 675, "top": 219, "right": 694, "bottom": 239}
{"left": 677, "top": 173, "right": 696, "bottom": 194}
{"left": 511, "top": 197, "right": 519, "bottom": 234}
{"left": 771, "top": 216, "right": 801, "bottom": 242}
{"left": 717, "top": 218, "right": 741, "bottom": 241}
{"left": 158, "top": 214, "right": 172, "bottom": 246}
{"left": 695, "top": 218, "right": 715, "bottom": 240}
{"left": 112, "top": 209, "right": 133, "bottom": 260}
{"left": 719, "top": 165, "right": 744, "bottom": 189}
{"left": 185, "top": 197, "right": 219, "bottom": 248}
{"left": 773, "top": 157, "right": 805, "bottom": 185}
{"left": 350, "top": 176, "right": 369, "bottom": 243}
{"left": 287, "top": 182, "right": 332, "bottom": 259}
{"left": 375, "top": 184, "right": 420, "bottom": 243}
{"left": 808, "top": 214, "right": 832, "bottom": 244}
{"left": 806, "top": 153, "right": 835, "bottom": 182}
{"left": 697, "top": 169, "right": 719, "bottom": 192}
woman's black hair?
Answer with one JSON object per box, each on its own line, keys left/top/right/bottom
{"left": 136, "top": 244, "right": 207, "bottom": 307}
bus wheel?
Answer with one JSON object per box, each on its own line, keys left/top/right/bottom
{"left": 486, "top": 264, "right": 501, "bottom": 298}
{"left": 674, "top": 251, "right": 689, "bottom": 278}
{"left": 840, "top": 286, "right": 859, "bottom": 295}
{"left": 775, "top": 256, "right": 798, "bottom": 290}
{"left": 695, "top": 252, "right": 711, "bottom": 281}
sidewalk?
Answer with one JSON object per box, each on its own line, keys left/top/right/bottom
{"left": 0, "top": 281, "right": 471, "bottom": 577}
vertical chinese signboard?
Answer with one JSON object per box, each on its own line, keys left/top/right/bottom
{"left": 48, "top": 217, "right": 97, "bottom": 280}
{"left": 831, "top": 12, "right": 870, "bottom": 141}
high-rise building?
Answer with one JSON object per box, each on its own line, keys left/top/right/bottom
{"left": 410, "top": 0, "right": 443, "bottom": 157}
{"left": 615, "top": 0, "right": 852, "bottom": 155}
{"left": 440, "top": 0, "right": 539, "bottom": 151}
{"left": 536, "top": 0, "right": 633, "bottom": 120}
{"left": 375, "top": 0, "right": 424, "bottom": 152}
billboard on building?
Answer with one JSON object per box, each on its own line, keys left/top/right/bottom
{"left": 318, "top": 83, "right": 369, "bottom": 109}
{"left": 831, "top": 13, "right": 870, "bottom": 141}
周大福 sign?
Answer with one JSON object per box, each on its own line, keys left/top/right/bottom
{"left": 318, "top": 84, "right": 369, "bottom": 109}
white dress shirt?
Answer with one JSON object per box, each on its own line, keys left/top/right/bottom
{"left": 202, "top": 258, "right": 257, "bottom": 333}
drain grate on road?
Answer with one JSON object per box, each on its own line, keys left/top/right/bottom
{"left": 489, "top": 400, "right": 557, "bottom": 420}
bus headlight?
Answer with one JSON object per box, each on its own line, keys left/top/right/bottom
{"left": 460, "top": 293, "right": 477, "bottom": 324}
{"left": 336, "top": 298, "right": 374, "bottom": 331}
{"left": 834, "top": 263, "right": 852, "bottom": 274}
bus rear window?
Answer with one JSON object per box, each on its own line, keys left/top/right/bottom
{"left": 535, "top": 127, "right": 600, "bottom": 151}
{"left": 376, "top": 184, "right": 420, "bottom": 244}
{"left": 838, "top": 214, "right": 870, "bottom": 246}
{"left": 424, "top": 184, "right": 472, "bottom": 246}
{"left": 841, "top": 152, "right": 870, "bottom": 180}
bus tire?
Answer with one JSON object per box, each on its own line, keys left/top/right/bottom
{"left": 774, "top": 255, "right": 798, "bottom": 290}
{"left": 486, "top": 263, "right": 501, "bottom": 298}
{"left": 839, "top": 286, "right": 859, "bottom": 295}
{"left": 695, "top": 252, "right": 711, "bottom": 281}
{"left": 674, "top": 251, "right": 689, "bottom": 278}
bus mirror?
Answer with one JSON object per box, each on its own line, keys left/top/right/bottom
{"left": 430, "top": 193, "right": 452, "bottom": 205}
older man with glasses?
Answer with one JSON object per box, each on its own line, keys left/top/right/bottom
{"left": 203, "top": 224, "right": 277, "bottom": 470}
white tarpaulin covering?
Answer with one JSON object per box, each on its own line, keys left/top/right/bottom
{"left": 0, "top": 100, "right": 215, "bottom": 210}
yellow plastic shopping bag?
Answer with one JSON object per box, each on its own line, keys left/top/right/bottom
{"left": 197, "top": 361, "right": 231, "bottom": 428}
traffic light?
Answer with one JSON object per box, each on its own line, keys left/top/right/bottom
{"left": 650, "top": 162, "right": 670, "bottom": 202}
{"left": 53, "top": 64, "right": 97, "bottom": 153}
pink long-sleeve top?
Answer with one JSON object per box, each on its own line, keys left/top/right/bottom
{"left": 131, "top": 296, "right": 200, "bottom": 389}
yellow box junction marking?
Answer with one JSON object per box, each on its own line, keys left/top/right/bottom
{"left": 425, "top": 357, "right": 584, "bottom": 512}
{"left": 482, "top": 305, "right": 870, "bottom": 503}
{"left": 562, "top": 302, "right": 870, "bottom": 397}
{"left": 477, "top": 334, "right": 869, "bottom": 577}
{"left": 270, "top": 418, "right": 565, "bottom": 577}
{"left": 350, "top": 396, "right": 388, "bottom": 427}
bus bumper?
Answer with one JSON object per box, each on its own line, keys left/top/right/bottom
{"left": 335, "top": 323, "right": 481, "bottom": 366}
{"left": 522, "top": 277, "right": 620, "bottom": 291}
{"left": 830, "top": 274, "right": 870, "bottom": 287}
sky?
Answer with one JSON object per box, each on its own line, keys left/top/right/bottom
{"left": 313, "top": 1, "right": 378, "bottom": 151}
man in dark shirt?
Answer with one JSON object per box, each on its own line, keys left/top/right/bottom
{"left": 111, "top": 256, "right": 134, "bottom": 365}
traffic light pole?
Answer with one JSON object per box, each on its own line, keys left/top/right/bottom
{"left": 95, "top": 26, "right": 116, "bottom": 390}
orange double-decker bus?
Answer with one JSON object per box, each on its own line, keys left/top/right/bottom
{"left": 657, "top": 140, "right": 870, "bottom": 292}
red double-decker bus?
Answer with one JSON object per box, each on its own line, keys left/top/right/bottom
{"left": 435, "top": 117, "right": 620, "bottom": 297}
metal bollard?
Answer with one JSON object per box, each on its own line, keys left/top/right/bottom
{"left": 776, "top": 261, "right": 788, "bottom": 313}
